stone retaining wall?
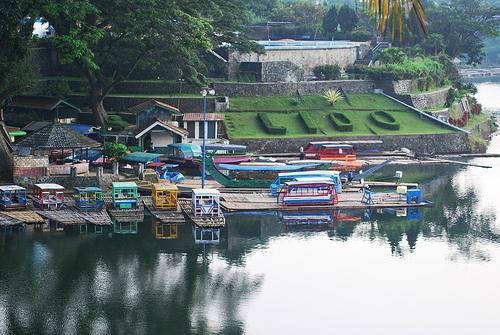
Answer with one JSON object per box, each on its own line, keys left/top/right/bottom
{"left": 69, "top": 96, "right": 214, "bottom": 114}
{"left": 408, "top": 87, "right": 449, "bottom": 110}
{"left": 213, "top": 80, "right": 374, "bottom": 97}
{"left": 232, "top": 133, "right": 471, "bottom": 155}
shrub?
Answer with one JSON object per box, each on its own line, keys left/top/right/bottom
{"left": 258, "top": 113, "right": 286, "bottom": 135}
{"left": 313, "top": 64, "right": 341, "bottom": 80}
{"left": 104, "top": 142, "right": 128, "bottom": 160}
{"left": 323, "top": 89, "right": 344, "bottom": 106}
{"left": 107, "top": 114, "right": 129, "bottom": 131}
{"left": 299, "top": 111, "right": 319, "bottom": 134}
{"left": 329, "top": 112, "right": 353, "bottom": 132}
{"left": 369, "top": 111, "right": 400, "bottom": 130}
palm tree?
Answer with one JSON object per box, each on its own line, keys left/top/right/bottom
{"left": 363, "top": 0, "right": 428, "bottom": 41}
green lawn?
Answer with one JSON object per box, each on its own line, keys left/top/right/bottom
{"left": 229, "top": 94, "right": 405, "bottom": 112}
{"left": 225, "top": 109, "right": 454, "bottom": 139}
{"left": 224, "top": 93, "right": 455, "bottom": 139}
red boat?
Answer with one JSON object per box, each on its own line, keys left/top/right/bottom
{"left": 304, "top": 142, "right": 356, "bottom": 161}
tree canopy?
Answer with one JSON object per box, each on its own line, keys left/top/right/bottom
{"left": 42, "top": 0, "right": 259, "bottom": 126}
{"left": 337, "top": 5, "right": 358, "bottom": 32}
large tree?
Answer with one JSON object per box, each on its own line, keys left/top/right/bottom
{"left": 425, "top": 0, "right": 499, "bottom": 65}
{"left": 0, "top": 0, "right": 38, "bottom": 181}
{"left": 337, "top": 5, "right": 358, "bottom": 32}
{"left": 322, "top": 5, "right": 338, "bottom": 37}
{"left": 43, "top": 0, "right": 258, "bottom": 126}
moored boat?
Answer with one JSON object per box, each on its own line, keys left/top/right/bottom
{"left": 304, "top": 142, "right": 356, "bottom": 161}
{"left": 278, "top": 179, "right": 339, "bottom": 206}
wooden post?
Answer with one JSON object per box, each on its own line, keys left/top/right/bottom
{"left": 70, "top": 167, "right": 77, "bottom": 177}
{"left": 112, "top": 161, "right": 119, "bottom": 176}
{"left": 97, "top": 166, "right": 103, "bottom": 178}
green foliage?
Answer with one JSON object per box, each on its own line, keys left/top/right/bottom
{"left": 33, "top": 80, "right": 72, "bottom": 99}
{"left": 337, "top": 5, "right": 358, "bottom": 32}
{"left": 258, "top": 112, "right": 286, "bottom": 135}
{"left": 347, "top": 57, "right": 445, "bottom": 89}
{"left": 375, "top": 48, "right": 408, "bottom": 65}
{"left": 424, "top": 0, "right": 499, "bottom": 65}
{"left": 43, "top": 0, "right": 259, "bottom": 125}
{"left": 329, "top": 112, "right": 353, "bottom": 132}
{"left": 370, "top": 111, "right": 400, "bottom": 130}
{"left": 0, "top": 1, "right": 37, "bottom": 107}
{"left": 322, "top": 5, "right": 338, "bottom": 36}
{"left": 323, "top": 89, "right": 345, "bottom": 106}
{"left": 299, "top": 111, "right": 318, "bottom": 134}
{"left": 104, "top": 142, "right": 128, "bottom": 160}
{"left": 313, "top": 64, "right": 341, "bottom": 80}
{"left": 333, "top": 29, "right": 373, "bottom": 42}
{"left": 106, "top": 115, "right": 129, "bottom": 131}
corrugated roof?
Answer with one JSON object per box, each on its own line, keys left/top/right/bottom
{"left": 134, "top": 119, "right": 188, "bottom": 139}
{"left": 127, "top": 99, "right": 180, "bottom": 114}
{"left": 182, "top": 113, "right": 225, "bottom": 121}
{"left": 23, "top": 121, "right": 52, "bottom": 132}
{"left": 14, "top": 123, "right": 101, "bottom": 149}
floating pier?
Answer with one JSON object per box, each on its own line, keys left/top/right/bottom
{"left": 220, "top": 191, "right": 430, "bottom": 212}
{"left": 36, "top": 208, "right": 112, "bottom": 226}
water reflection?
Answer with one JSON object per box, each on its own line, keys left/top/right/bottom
{"left": 0, "top": 159, "right": 500, "bottom": 333}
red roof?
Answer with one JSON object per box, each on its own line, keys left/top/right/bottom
{"left": 127, "top": 99, "right": 180, "bottom": 114}
{"left": 182, "top": 113, "right": 224, "bottom": 121}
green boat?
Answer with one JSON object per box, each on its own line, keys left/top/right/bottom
{"left": 205, "top": 155, "right": 332, "bottom": 188}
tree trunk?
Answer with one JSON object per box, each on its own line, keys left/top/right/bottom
{"left": 0, "top": 108, "right": 13, "bottom": 182}
{"left": 90, "top": 88, "right": 108, "bottom": 127}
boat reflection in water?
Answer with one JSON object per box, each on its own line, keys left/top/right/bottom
{"left": 152, "top": 220, "right": 179, "bottom": 239}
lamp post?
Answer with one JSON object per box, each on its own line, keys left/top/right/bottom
{"left": 200, "top": 88, "right": 215, "bottom": 189}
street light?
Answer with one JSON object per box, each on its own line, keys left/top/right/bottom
{"left": 200, "top": 88, "right": 215, "bottom": 189}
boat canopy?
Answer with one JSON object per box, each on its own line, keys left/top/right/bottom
{"left": 122, "top": 152, "right": 162, "bottom": 163}
{"left": 321, "top": 144, "right": 353, "bottom": 149}
{"left": 218, "top": 163, "right": 321, "bottom": 171}
{"left": 168, "top": 143, "right": 201, "bottom": 157}
{"left": 277, "top": 170, "right": 340, "bottom": 178}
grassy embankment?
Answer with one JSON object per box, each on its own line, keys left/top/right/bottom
{"left": 225, "top": 94, "right": 456, "bottom": 139}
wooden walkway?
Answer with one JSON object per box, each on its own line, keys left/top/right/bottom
{"left": 142, "top": 196, "right": 185, "bottom": 224}
{"left": 220, "top": 191, "right": 430, "bottom": 211}
{"left": 178, "top": 199, "right": 225, "bottom": 228}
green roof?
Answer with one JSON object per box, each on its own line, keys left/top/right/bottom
{"left": 112, "top": 182, "right": 138, "bottom": 189}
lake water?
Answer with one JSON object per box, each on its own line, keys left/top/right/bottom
{"left": 1, "top": 80, "right": 500, "bottom": 334}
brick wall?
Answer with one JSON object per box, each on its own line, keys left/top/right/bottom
{"left": 13, "top": 155, "right": 49, "bottom": 177}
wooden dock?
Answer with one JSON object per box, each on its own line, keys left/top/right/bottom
{"left": 0, "top": 210, "right": 45, "bottom": 224}
{"left": 178, "top": 199, "right": 225, "bottom": 228}
{"left": 104, "top": 197, "right": 145, "bottom": 223}
{"left": 0, "top": 213, "right": 24, "bottom": 227}
{"left": 142, "top": 196, "right": 185, "bottom": 224}
{"left": 220, "top": 191, "right": 430, "bottom": 211}
{"left": 36, "top": 208, "right": 112, "bottom": 226}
